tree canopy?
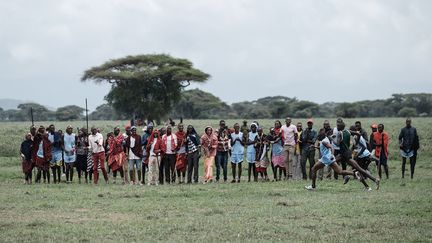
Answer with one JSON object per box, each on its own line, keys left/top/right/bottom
{"left": 81, "top": 54, "right": 210, "bottom": 122}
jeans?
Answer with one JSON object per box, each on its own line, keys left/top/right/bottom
{"left": 215, "top": 151, "right": 228, "bottom": 181}
{"left": 128, "top": 159, "right": 142, "bottom": 171}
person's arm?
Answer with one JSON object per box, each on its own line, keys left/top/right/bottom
{"left": 398, "top": 128, "right": 404, "bottom": 146}
{"left": 310, "top": 130, "right": 317, "bottom": 144}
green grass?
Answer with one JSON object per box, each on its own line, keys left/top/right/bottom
{"left": 1, "top": 118, "right": 432, "bottom": 241}
{"left": 1, "top": 156, "right": 431, "bottom": 242}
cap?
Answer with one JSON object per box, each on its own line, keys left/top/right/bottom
{"left": 371, "top": 124, "right": 378, "bottom": 129}
{"left": 131, "top": 126, "right": 137, "bottom": 130}
{"left": 307, "top": 119, "right": 314, "bottom": 124}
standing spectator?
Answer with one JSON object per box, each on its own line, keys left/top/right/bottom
{"left": 108, "top": 127, "right": 126, "bottom": 184}
{"left": 230, "top": 123, "right": 244, "bottom": 183}
{"left": 369, "top": 124, "right": 378, "bottom": 152}
{"left": 355, "top": 121, "right": 368, "bottom": 141}
{"left": 47, "top": 124, "right": 62, "bottom": 183}
{"left": 76, "top": 128, "right": 90, "bottom": 183}
{"left": 246, "top": 123, "right": 258, "bottom": 182}
{"left": 186, "top": 125, "right": 200, "bottom": 184}
{"left": 161, "top": 126, "right": 177, "bottom": 184}
{"left": 269, "top": 127, "right": 285, "bottom": 181}
{"left": 216, "top": 127, "right": 231, "bottom": 182}
{"left": 300, "top": 119, "right": 317, "bottom": 180}
{"left": 33, "top": 126, "right": 52, "bottom": 183}
{"left": 62, "top": 125, "right": 76, "bottom": 183}
{"left": 200, "top": 126, "right": 218, "bottom": 183}
{"left": 175, "top": 124, "right": 187, "bottom": 184}
{"left": 141, "top": 124, "right": 153, "bottom": 184}
{"left": 373, "top": 124, "right": 389, "bottom": 179}
{"left": 293, "top": 122, "right": 303, "bottom": 179}
{"left": 399, "top": 118, "right": 420, "bottom": 179}
{"left": 88, "top": 127, "right": 109, "bottom": 184}
{"left": 20, "top": 133, "right": 33, "bottom": 184}
{"left": 281, "top": 117, "right": 298, "bottom": 180}
{"left": 255, "top": 127, "right": 269, "bottom": 181}
{"left": 125, "top": 126, "right": 143, "bottom": 185}
{"left": 146, "top": 130, "right": 162, "bottom": 185}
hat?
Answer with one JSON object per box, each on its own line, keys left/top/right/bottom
{"left": 125, "top": 125, "right": 131, "bottom": 131}
{"left": 371, "top": 124, "right": 378, "bottom": 129}
{"left": 131, "top": 126, "right": 137, "bottom": 130}
{"left": 307, "top": 119, "right": 314, "bottom": 124}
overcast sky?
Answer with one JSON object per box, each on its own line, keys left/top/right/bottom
{"left": 1, "top": 0, "right": 431, "bottom": 111}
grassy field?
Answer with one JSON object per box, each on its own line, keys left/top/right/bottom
{"left": 1, "top": 118, "right": 431, "bottom": 242}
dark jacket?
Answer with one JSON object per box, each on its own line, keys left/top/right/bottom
{"left": 398, "top": 126, "right": 418, "bottom": 152}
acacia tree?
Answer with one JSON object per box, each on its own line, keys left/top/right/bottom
{"left": 81, "top": 54, "right": 210, "bottom": 122}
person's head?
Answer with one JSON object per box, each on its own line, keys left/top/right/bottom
{"left": 285, "top": 117, "right": 291, "bottom": 126}
{"left": 274, "top": 120, "right": 282, "bottom": 129}
{"left": 58, "top": 130, "right": 63, "bottom": 136}
{"left": 378, "top": 124, "right": 384, "bottom": 132}
{"left": 336, "top": 118, "right": 343, "bottom": 124}
{"left": 66, "top": 125, "right": 73, "bottom": 135}
{"left": 243, "top": 120, "right": 247, "bottom": 125}
{"left": 219, "top": 120, "right": 226, "bottom": 128}
{"left": 153, "top": 130, "right": 160, "bottom": 138}
{"left": 371, "top": 124, "right": 378, "bottom": 132}
{"left": 323, "top": 120, "right": 330, "bottom": 130}
{"left": 91, "top": 126, "right": 97, "bottom": 135}
{"left": 178, "top": 123, "right": 184, "bottom": 132}
{"left": 107, "top": 132, "right": 113, "bottom": 139}
{"left": 317, "top": 128, "right": 327, "bottom": 141}
{"left": 250, "top": 123, "right": 257, "bottom": 133}
{"left": 349, "top": 125, "right": 359, "bottom": 136}
{"left": 187, "top": 125, "right": 195, "bottom": 134}
{"left": 113, "top": 126, "right": 120, "bottom": 136}
{"left": 307, "top": 119, "right": 313, "bottom": 129}
{"left": 233, "top": 123, "right": 240, "bottom": 133}
{"left": 48, "top": 124, "right": 55, "bottom": 133}
{"left": 205, "top": 126, "right": 213, "bottom": 136}
{"left": 30, "top": 126, "right": 36, "bottom": 136}
{"left": 131, "top": 126, "right": 137, "bottom": 135}
{"left": 337, "top": 121, "right": 345, "bottom": 131}
{"left": 25, "top": 133, "right": 32, "bottom": 141}
{"left": 257, "top": 127, "right": 263, "bottom": 135}
{"left": 296, "top": 122, "right": 302, "bottom": 131}
{"left": 406, "top": 118, "right": 412, "bottom": 128}
{"left": 37, "top": 125, "right": 45, "bottom": 135}
{"left": 166, "top": 126, "right": 172, "bottom": 135}
{"left": 355, "top": 121, "right": 362, "bottom": 131}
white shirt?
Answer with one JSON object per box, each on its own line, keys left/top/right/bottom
{"left": 88, "top": 133, "right": 104, "bottom": 154}
{"left": 162, "top": 134, "right": 178, "bottom": 154}
{"left": 128, "top": 136, "right": 140, "bottom": 160}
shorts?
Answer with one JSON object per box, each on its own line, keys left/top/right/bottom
{"left": 357, "top": 157, "right": 370, "bottom": 170}
{"left": 50, "top": 151, "right": 63, "bottom": 166}
{"left": 246, "top": 152, "right": 256, "bottom": 164}
{"left": 231, "top": 153, "right": 243, "bottom": 164}
{"left": 400, "top": 150, "right": 413, "bottom": 158}
{"left": 319, "top": 154, "right": 335, "bottom": 166}
{"left": 63, "top": 152, "right": 76, "bottom": 163}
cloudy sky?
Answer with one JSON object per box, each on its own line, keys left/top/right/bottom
{"left": 1, "top": 0, "right": 431, "bottom": 111}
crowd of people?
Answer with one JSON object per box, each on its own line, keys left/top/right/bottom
{"left": 19, "top": 117, "right": 420, "bottom": 191}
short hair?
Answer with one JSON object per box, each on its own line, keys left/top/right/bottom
{"left": 355, "top": 121, "right": 361, "bottom": 125}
